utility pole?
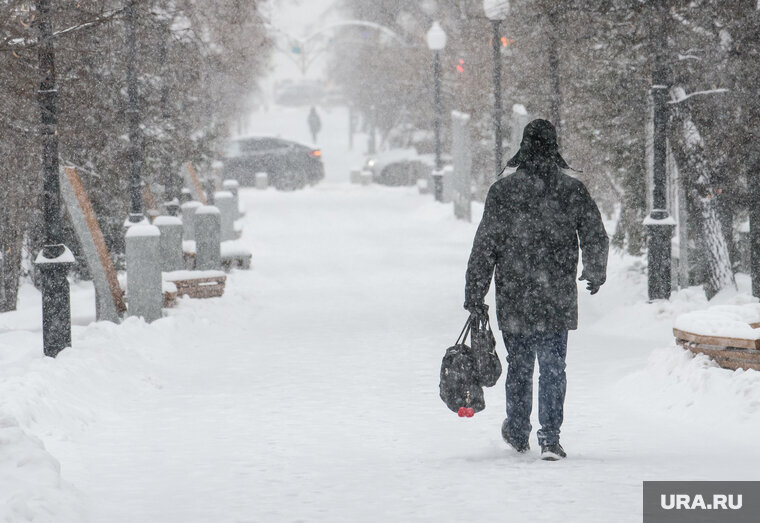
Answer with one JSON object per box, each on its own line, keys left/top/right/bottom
{"left": 427, "top": 21, "right": 446, "bottom": 202}
{"left": 368, "top": 105, "right": 377, "bottom": 156}
{"left": 491, "top": 20, "right": 503, "bottom": 175}
{"left": 35, "top": 0, "right": 73, "bottom": 357}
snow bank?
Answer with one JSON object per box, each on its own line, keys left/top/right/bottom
{"left": 0, "top": 340, "right": 82, "bottom": 523}
{"left": 620, "top": 344, "right": 760, "bottom": 424}
{"left": 0, "top": 315, "right": 185, "bottom": 521}
{"left": 0, "top": 415, "right": 83, "bottom": 523}
{"left": 674, "top": 304, "right": 760, "bottom": 340}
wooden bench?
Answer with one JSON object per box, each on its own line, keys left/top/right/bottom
{"left": 673, "top": 327, "right": 760, "bottom": 371}
{"left": 163, "top": 281, "right": 179, "bottom": 308}
{"left": 163, "top": 270, "right": 226, "bottom": 299}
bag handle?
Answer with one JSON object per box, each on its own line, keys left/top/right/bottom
{"left": 455, "top": 317, "right": 473, "bottom": 345}
{"left": 469, "top": 314, "right": 491, "bottom": 332}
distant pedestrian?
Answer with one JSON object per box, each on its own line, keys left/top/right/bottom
{"left": 308, "top": 107, "right": 321, "bottom": 144}
{"left": 464, "top": 119, "right": 608, "bottom": 461}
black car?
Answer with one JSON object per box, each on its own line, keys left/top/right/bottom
{"left": 222, "top": 137, "right": 325, "bottom": 190}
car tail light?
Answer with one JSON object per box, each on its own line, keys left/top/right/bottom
{"left": 309, "top": 149, "right": 322, "bottom": 158}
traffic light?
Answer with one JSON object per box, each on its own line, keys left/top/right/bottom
{"left": 456, "top": 58, "right": 465, "bottom": 73}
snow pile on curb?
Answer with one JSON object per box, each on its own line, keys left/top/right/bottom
{"left": 0, "top": 317, "right": 174, "bottom": 521}
{"left": 628, "top": 344, "right": 760, "bottom": 422}
{"left": 0, "top": 415, "right": 82, "bottom": 523}
{"left": 616, "top": 279, "right": 760, "bottom": 427}
{"left": 0, "top": 343, "right": 84, "bottom": 522}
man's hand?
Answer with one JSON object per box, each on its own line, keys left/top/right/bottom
{"left": 464, "top": 302, "right": 489, "bottom": 318}
{"left": 578, "top": 272, "right": 603, "bottom": 295}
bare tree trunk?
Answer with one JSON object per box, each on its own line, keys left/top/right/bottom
{"left": 547, "top": 6, "right": 563, "bottom": 144}
{"left": 668, "top": 86, "right": 735, "bottom": 299}
{"left": 0, "top": 209, "right": 24, "bottom": 312}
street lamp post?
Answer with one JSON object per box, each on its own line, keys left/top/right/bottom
{"left": 427, "top": 21, "right": 446, "bottom": 202}
{"left": 35, "top": 0, "right": 73, "bottom": 357}
{"left": 126, "top": 0, "right": 144, "bottom": 223}
{"left": 368, "top": 105, "right": 377, "bottom": 156}
{"left": 646, "top": 4, "right": 674, "bottom": 300}
{"left": 483, "top": 0, "right": 510, "bottom": 176}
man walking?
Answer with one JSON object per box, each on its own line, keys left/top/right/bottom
{"left": 464, "top": 119, "right": 608, "bottom": 461}
{"left": 308, "top": 106, "right": 321, "bottom": 144}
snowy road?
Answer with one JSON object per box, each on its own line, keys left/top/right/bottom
{"left": 2, "top": 107, "right": 759, "bottom": 522}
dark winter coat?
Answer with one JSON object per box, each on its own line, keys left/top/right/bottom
{"left": 464, "top": 122, "right": 608, "bottom": 334}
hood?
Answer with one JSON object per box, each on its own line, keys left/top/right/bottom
{"left": 503, "top": 119, "right": 574, "bottom": 172}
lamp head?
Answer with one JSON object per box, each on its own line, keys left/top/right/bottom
{"left": 426, "top": 21, "right": 447, "bottom": 51}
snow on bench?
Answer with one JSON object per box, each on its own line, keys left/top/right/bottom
{"left": 674, "top": 304, "right": 760, "bottom": 371}
{"left": 163, "top": 270, "right": 227, "bottom": 300}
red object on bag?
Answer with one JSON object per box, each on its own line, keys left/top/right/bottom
{"left": 457, "top": 407, "right": 475, "bottom": 418}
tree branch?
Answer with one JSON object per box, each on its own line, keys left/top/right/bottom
{"left": 0, "top": 8, "right": 126, "bottom": 53}
{"left": 668, "top": 88, "right": 730, "bottom": 104}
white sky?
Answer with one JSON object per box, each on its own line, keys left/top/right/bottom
{"left": 261, "top": 0, "right": 340, "bottom": 94}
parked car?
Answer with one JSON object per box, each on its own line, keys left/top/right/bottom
{"left": 364, "top": 148, "right": 448, "bottom": 187}
{"left": 222, "top": 137, "right": 324, "bottom": 190}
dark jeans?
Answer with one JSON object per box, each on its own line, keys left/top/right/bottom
{"left": 502, "top": 331, "right": 568, "bottom": 446}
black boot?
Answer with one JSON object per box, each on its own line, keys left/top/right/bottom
{"left": 501, "top": 419, "right": 529, "bottom": 453}
{"left": 540, "top": 443, "right": 567, "bottom": 461}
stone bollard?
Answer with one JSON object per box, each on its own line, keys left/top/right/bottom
{"left": 350, "top": 169, "right": 361, "bottom": 184}
{"left": 442, "top": 165, "right": 455, "bottom": 203}
{"left": 154, "top": 216, "right": 184, "bottom": 272}
{"left": 360, "top": 170, "right": 373, "bottom": 186}
{"left": 162, "top": 198, "right": 180, "bottom": 218}
{"left": 255, "top": 172, "right": 268, "bottom": 190}
{"left": 181, "top": 201, "right": 202, "bottom": 241}
{"left": 194, "top": 205, "right": 221, "bottom": 270}
{"left": 180, "top": 188, "right": 193, "bottom": 204}
{"left": 417, "top": 178, "right": 429, "bottom": 195}
{"left": 214, "top": 191, "right": 236, "bottom": 242}
{"left": 125, "top": 224, "right": 162, "bottom": 322}
{"left": 222, "top": 180, "right": 240, "bottom": 220}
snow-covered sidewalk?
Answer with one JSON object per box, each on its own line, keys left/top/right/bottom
{"left": 2, "top": 181, "right": 760, "bottom": 522}
{"left": 3, "top": 104, "right": 760, "bottom": 521}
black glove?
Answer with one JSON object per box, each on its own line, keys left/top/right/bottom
{"left": 578, "top": 272, "right": 603, "bottom": 295}
{"left": 464, "top": 302, "right": 489, "bottom": 318}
